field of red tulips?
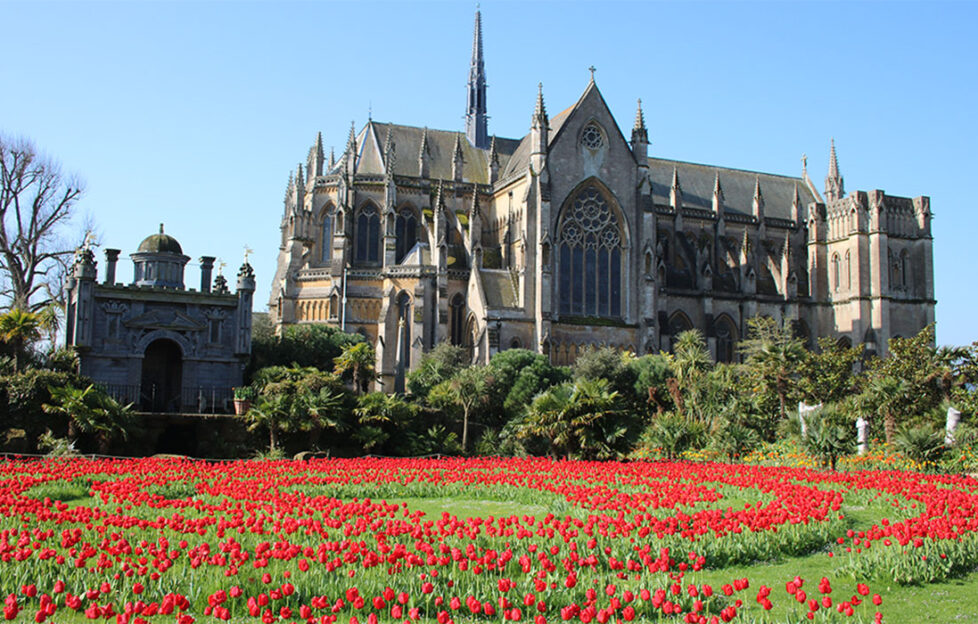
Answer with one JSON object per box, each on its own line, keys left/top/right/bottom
{"left": 1, "top": 457, "right": 977, "bottom": 623}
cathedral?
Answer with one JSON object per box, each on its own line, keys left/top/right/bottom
{"left": 269, "top": 10, "right": 935, "bottom": 392}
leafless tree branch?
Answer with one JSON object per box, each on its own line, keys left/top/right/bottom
{"left": 0, "top": 134, "right": 85, "bottom": 311}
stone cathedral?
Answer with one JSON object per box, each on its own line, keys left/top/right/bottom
{"left": 270, "top": 10, "right": 935, "bottom": 392}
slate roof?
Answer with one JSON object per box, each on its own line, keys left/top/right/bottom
{"left": 334, "top": 121, "right": 522, "bottom": 184}
{"left": 480, "top": 269, "right": 519, "bottom": 308}
{"left": 649, "top": 159, "right": 820, "bottom": 221}
{"left": 324, "top": 98, "right": 819, "bottom": 223}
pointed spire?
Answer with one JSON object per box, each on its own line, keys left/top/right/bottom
{"left": 671, "top": 166, "right": 681, "bottom": 191}
{"left": 791, "top": 182, "right": 802, "bottom": 223}
{"left": 670, "top": 166, "right": 683, "bottom": 211}
{"left": 465, "top": 7, "right": 489, "bottom": 148}
{"left": 752, "top": 175, "right": 764, "bottom": 219}
{"left": 343, "top": 121, "right": 357, "bottom": 176}
{"left": 328, "top": 147, "right": 335, "bottom": 170}
{"left": 631, "top": 98, "right": 649, "bottom": 160}
{"left": 309, "top": 131, "right": 325, "bottom": 177}
{"left": 741, "top": 228, "right": 751, "bottom": 259}
{"left": 285, "top": 170, "right": 294, "bottom": 203}
{"left": 782, "top": 230, "right": 792, "bottom": 260}
{"left": 452, "top": 133, "right": 465, "bottom": 182}
{"left": 828, "top": 138, "right": 839, "bottom": 177}
{"left": 824, "top": 138, "right": 845, "bottom": 201}
{"left": 487, "top": 135, "right": 500, "bottom": 183}
{"left": 633, "top": 99, "right": 647, "bottom": 133}
{"left": 532, "top": 82, "right": 548, "bottom": 127}
{"left": 711, "top": 170, "right": 724, "bottom": 218}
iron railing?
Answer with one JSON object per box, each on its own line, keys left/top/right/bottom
{"left": 98, "top": 384, "right": 235, "bottom": 414}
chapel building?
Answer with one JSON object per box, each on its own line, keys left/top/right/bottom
{"left": 269, "top": 10, "right": 935, "bottom": 392}
{"left": 66, "top": 227, "right": 256, "bottom": 413}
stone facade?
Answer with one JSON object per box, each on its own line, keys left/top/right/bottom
{"left": 269, "top": 10, "right": 934, "bottom": 391}
{"left": 65, "top": 227, "right": 255, "bottom": 413}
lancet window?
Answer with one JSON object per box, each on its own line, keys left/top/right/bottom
{"left": 355, "top": 204, "right": 381, "bottom": 264}
{"left": 395, "top": 208, "right": 418, "bottom": 263}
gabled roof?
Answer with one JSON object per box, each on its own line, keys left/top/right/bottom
{"left": 500, "top": 80, "right": 633, "bottom": 180}
{"left": 649, "top": 158, "right": 819, "bottom": 221}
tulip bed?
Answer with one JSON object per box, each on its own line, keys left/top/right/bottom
{"left": 1, "top": 457, "right": 978, "bottom": 623}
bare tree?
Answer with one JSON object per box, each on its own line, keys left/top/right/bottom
{"left": 0, "top": 134, "right": 85, "bottom": 311}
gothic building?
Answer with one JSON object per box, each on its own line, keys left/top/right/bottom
{"left": 270, "top": 10, "right": 934, "bottom": 391}
{"left": 66, "top": 226, "right": 255, "bottom": 412}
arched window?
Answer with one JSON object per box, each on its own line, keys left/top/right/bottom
{"left": 715, "top": 315, "right": 738, "bottom": 364}
{"left": 321, "top": 211, "right": 333, "bottom": 263}
{"left": 355, "top": 204, "right": 381, "bottom": 264}
{"left": 557, "top": 184, "right": 624, "bottom": 317}
{"left": 449, "top": 294, "right": 465, "bottom": 346}
{"left": 845, "top": 250, "right": 852, "bottom": 290}
{"left": 831, "top": 253, "right": 841, "bottom": 292}
{"left": 395, "top": 208, "right": 418, "bottom": 264}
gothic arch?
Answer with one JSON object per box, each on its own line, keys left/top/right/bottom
{"left": 668, "top": 310, "right": 693, "bottom": 336}
{"left": 449, "top": 293, "right": 466, "bottom": 346}
{"left": 320, "top": 202, "right": 335, "bottom": 264}
{"left": 395, "top": 204, "right": 420, "bottom": 264}
{"left": 354, "top": 201, "right": 381, "bottom": 264}
{"left": 714, "top": 314, "right": 739, "bottom": 364}
{"left": 554, "top": 178, "right": 629, "bottom": 318}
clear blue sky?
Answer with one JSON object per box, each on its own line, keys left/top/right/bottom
{"left": 3, "top": 1, "right": 975, "bottom": 346}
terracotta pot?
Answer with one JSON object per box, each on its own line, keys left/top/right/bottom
{"left": 233, "top": 399, "right": 251, "bottom": 415}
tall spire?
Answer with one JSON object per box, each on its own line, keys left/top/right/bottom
{"left": 825, "top": 138, "right": 845, "bottom": 201}
{"left": 465, "top": 7, "right": 489, "bottom": 149}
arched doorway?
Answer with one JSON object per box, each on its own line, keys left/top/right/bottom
{"left": 141, "top": 339, "right": 182, "bottom": 412}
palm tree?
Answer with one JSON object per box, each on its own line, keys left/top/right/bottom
{"left": 519, "top": 378, "right": 623, "bottom": 460}
{"left": 739, "top": 317, "right": 806, "bottom": 419}
{"left": 0, "top": 308, "right": 41, "bottom": 372}
{"left": 333, "top": 342, "right": 378, "bottom": 395}
{"left": 42, "top": 384, "right": 131, "bottom": 452}
{"left": 247, "top": 365, "right": 346, "bottom": 453}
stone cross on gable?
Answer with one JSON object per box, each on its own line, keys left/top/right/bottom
{"left": 588, "top": 65, "right": 596, "bottom": 81}
{"left": 801, "top": 153, "right": 808, "bottom": 175}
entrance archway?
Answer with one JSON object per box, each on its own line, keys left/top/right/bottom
{"left": 141, "top": 339, "right": 183, "bottom": 412}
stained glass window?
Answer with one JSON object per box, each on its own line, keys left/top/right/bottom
{"left": 557, "top": 185, "right": 624, "bottom": 317}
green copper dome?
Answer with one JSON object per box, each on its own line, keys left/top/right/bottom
{"left": 137, "top": 224, "right": 183, "bottom": 254}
